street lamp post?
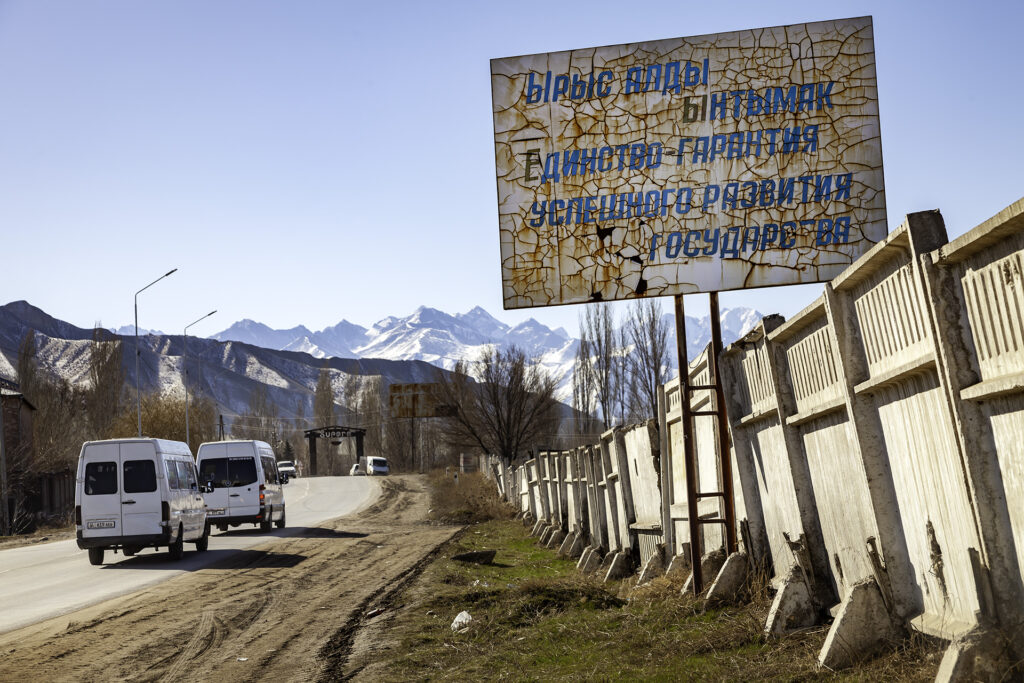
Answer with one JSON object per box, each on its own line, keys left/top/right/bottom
{"left": 184, "top": 310, "right": 216, "bottom": 447}
{"left": 135, "top": 269, "right": 177, "bottom": 437}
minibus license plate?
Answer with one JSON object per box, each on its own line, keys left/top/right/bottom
{"left": 87, "top": 520, "right": 115, "bottom": 529}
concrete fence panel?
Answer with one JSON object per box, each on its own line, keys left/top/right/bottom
{"left": 622, "top": 420, "right": 664, "bottom": 567}
{"left": 926, "top": 199, "right": 1024, "bottom": 644}
{"left": 595, "top": 437, "right": 625, "bottom": 554}
{"left": 581, "top": 445, "right": 609, "bottom": 550}
{"left": 769, "top": 300, "right": 881, "bottom": 605}
{"left": 828, "top": 214, "right": 982, "bottom": 634}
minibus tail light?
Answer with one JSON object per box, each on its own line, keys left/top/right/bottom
{"left": 75, "top": 505, "right": 81, "bottom": 526}
{"left": 161, "top": 502, "right": 170, "bottom": 522}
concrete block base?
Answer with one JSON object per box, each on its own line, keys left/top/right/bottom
{"left": 935, "top": 625, "right": 1013, "bottom": 683}
{"left": 521, "top": 511, "right": 535, "bottom": 527}
{"left": 665, "top": 553, "right": 691, "bottom": 579}
{"left": 577, "top": 546, "right": 603, "bottom": 574}
{"left": 705, "top": 551, "right": 749, "bottom": 605}
{"left": 681, "top": 549, "right": 727, "bottom": 597}
{"left": 603, "top": 552, "right": 632, "bottom": 582}
{"left": 818, "top": 578, "right": 899, "bottom": 670}
{"left": 545, "top": 529, "right": 566, "bottom": 550}
{"left": 556, "top": 532, "right": 576, "bottom": 557}
{"left": 635, "top": 553, "right": 664, "bottom": 586}
{"left": 765, "top": 566, "right": 818, "bottom": 635}
{"left": 530, "top": 519, "right": 546, "bottom": 537}
{"left": 600, "top": 551, "right": 618, "bottom": 570}
{"left": 564, "top": 533, "right": 585, "bottom": 559}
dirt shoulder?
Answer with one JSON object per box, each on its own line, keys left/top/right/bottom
{"left": 0, "top": 525, "right": 76, "bottom": 550}
{"left": 0, "top": 475, "right": 461, "bottom": 682}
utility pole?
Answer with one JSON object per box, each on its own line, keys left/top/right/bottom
{"left": 134, "top": 268, "right": 177, "bottom": 437}
{"left": 0, "top": 395, "right": 7, "bottom": 536}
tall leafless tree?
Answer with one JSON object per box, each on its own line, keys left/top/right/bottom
{"left": 623, "top": 298, "right": 670, "bottom": 422}
{"left": 434, "top": 345, "right": 558, "bottom": 468}
{"left": 231, "top": 384, "right": 278, "bottom": 443}
{"left": 87, "top": 325, "right": 125, "bottom": 438}
{"left": 313, "top": 366, "right": 335, "bottom": 427}
{"left": 578, "top": 303, "right": 621, "bottom": 429}
{"left": 571, "top": 324, "right": 600, "bottom": 442}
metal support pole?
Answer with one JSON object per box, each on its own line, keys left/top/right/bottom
{"left": 0, "top": 396, "right": 8, "bottom": 536}
{"left": 673, "top": 294, "right": 703, "bottom": 594}
{"left": 134, "top": 268, "right": 177, "bottom": 437}
{"left": 709, "top": 292, "right": 738, "bottom": 554}
{"left": 184, "top": 310, "right": 216, "bottom": 449}
{"left": 412, "top": 393, "right": 419, "bottom": 473}
{"left": 308, "top": 433, "right": 318, "bottom": 476}
{"left": 135, "top": 296, "right": 140, "bottom": 437}
{"left": 184, "top": 333, "right": 189, "bottom": 445}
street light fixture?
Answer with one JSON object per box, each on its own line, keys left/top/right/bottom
{"left": 184, "top": 310, "right": 216, "bottom": 447}
{"left": 135, "top": 268, "right": 177, "bottom": 437}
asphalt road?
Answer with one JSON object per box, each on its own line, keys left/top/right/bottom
{"left": 0, "top": 475, "right": 379, "bottom": 634}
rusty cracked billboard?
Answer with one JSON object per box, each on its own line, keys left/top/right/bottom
{"left": 491, "top": 16, "right": 885, "bottom": 308}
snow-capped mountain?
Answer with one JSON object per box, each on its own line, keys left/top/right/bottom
{"left": 209, "top": 304, "right": 765, "bottom": 402}
{"left": 109, "top": 325, "right": 167, "bottom": 337}
{"left": 0, "top": 299, "right": 764, "bottom": 422}
{"left": 0, "top": 301, "right": 447, "bottom": 422}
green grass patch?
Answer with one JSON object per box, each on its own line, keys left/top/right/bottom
{"left": 359, "top": 519, "right": 944, "bottom": 681}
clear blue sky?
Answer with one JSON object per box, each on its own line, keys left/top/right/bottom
{"left": 1, "top": 0, "right": 1021, "bottom": 338}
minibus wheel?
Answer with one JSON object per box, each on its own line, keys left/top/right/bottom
{"left": 275, "top": 507, "right": 286, "bottom": 529}
{"left": 195, "top": 524, "right": 210, "bottom": 552}
{"left": 88, "top": 548, "right": 104, "bottom": 566}
{"left": 168, "top": 525, "right": 184, "bottom": 560}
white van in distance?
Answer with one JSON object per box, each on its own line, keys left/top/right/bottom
{"left": 75, "top": 438, "right": 210, "bottom": 566}
{"left": 366, "top": 456, "right": 389, "bottom": 476}
{"left": 196, "top": 440, "right": 287, "bottom": 532}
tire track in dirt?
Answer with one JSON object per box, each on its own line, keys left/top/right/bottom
{"left": 157, "top": 610, "right": 217, "bottom": 682}
{"left": 0, "top": 476, "right": 461, "bottom": 683}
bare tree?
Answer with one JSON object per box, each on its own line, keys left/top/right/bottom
{"left": 434, "top": 345, "right": 558, "bottom": 468}
{"left": 623, "top": 298, "right": 670, "bottom": 422}
{"left": 579, "top": 303, "right": 621, "bottom": 429}
{"left": 109, "top": 394, "right": 217, "bottom": 447}
{"left": 571, "top": 325, "right": 600, "bottom": 443}
{"left": 17, "top": 331, "right": 85, "bottom": 471}
{"left": 86, "top": 325, "right": 125, "bottom": 438}
{"left": 16, "top": 332, "right": 39, "bottom": 403}
{"left": 231, "top": 384, "right": 278, "bottom": 442}
{"left": 313, "top": 366, "right": 335, "bottom": 427}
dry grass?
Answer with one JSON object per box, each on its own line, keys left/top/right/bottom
{"left": 361, "top": 517, "right": 946, "bottom": 681}
{"left": 426, "top": 470, "right": 517, "bottom": 524}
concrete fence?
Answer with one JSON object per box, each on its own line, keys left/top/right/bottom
{"left": 504, "top": 200, "right": 1024, "bottom": 677}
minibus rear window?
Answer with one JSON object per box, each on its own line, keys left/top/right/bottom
{"left": 124, "top": 460, "right": 157, "bottom": 493}
{"left": 84, "top": 462, "right": 117, "bottom": 495}
{"left": 199, "top": 457, "right": 257, "bottom": 487}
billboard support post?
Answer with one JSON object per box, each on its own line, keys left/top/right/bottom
{"left": 674, "top": 292, "right": 738, "bottom": 595}
{"left": 709, "top": 292, "right": 738, "bottom": 557}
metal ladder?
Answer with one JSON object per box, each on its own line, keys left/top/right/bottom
{"left": 673, "top": 292, "right": 738, "bottom": 594}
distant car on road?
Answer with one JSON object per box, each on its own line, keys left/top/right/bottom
{"left": 366, "top": 457, "right": 389, "bottom": 476}
{"left": 277, "top": 460, "right": 297, "bottom": 479}
{"left": 349, "top": 463, "right": 364, "bottom": 476}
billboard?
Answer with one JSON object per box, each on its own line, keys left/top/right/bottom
{"left": 388, "top": 383, "right": 454, "bottom": 419}
{"left": 491, "top": 17, "right": 885, "bottom": 308}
